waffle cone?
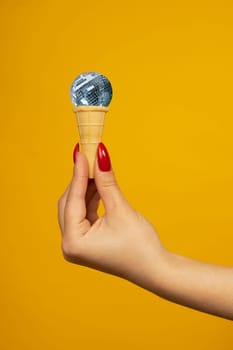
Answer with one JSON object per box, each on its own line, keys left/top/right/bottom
{"left": 73, "top": 106, "right": 108, "bottom": 178}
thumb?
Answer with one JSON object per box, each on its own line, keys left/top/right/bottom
{"left": 94, "top": 143, "right": 124, "bottom": 213}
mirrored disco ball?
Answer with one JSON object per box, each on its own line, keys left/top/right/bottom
{"left": 70, "top": 72, "right": 112, "bottom": 106}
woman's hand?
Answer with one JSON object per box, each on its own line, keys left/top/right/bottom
{"left": 58, "top": 142, "right": 233, "bottom": 320}
{"left": 58, "top": 143, "right": 165, "bottom": 290}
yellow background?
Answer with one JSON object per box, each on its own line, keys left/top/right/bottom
{"left": 1, "top": 0, "right": 233, "bottom": 348}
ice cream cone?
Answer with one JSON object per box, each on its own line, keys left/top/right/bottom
{"left": 73, "top": 106, "right": 108, "bottom": 178}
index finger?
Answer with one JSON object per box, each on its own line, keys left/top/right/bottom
{"left": 64, "top": 152, "right": 89, "bottom": 236}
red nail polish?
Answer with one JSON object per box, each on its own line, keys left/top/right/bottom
{"left": 73, "top": 143, "right": 79, "bottom": 163}
{"left": 98, "top": 143, "right": 111, "bottom": 172}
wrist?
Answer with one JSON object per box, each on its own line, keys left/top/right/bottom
{"left": 125, "top": 242, "right": 172, "bottom": 294}
{"left": 147, "top": 247, "right": 175, "bottom": 295}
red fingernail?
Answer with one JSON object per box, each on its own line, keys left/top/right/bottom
{"left": 98, "top": 143, "right": 111, "bottom": 172}
{"left": 73, "top": 143, "right": 79, "bottom": 163}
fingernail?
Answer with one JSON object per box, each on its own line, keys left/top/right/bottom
{"left": 73, "top": 143, "right": 79, "bottom": 163}
{"left": 98, "top": 142, "right": 111, "bottom": 172}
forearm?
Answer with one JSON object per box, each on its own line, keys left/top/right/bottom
{"left": 151, "top": 250, "right": 233, "bottom": 320}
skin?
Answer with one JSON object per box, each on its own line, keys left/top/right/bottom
{"left": 58, "top": 152, "right": 233, "bottom": 321}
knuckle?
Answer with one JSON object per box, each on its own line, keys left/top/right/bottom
{"left": 62, "top": 238, "right": 75, "bottom": 258}
{"left": 62, "top": 237, "right": 83, "bottom": 261}
{"left": 101, "top": 179, "right": 116, "bottom": 190}
{"left": 64, "top": 201, "right": 80, "bottom": 221}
